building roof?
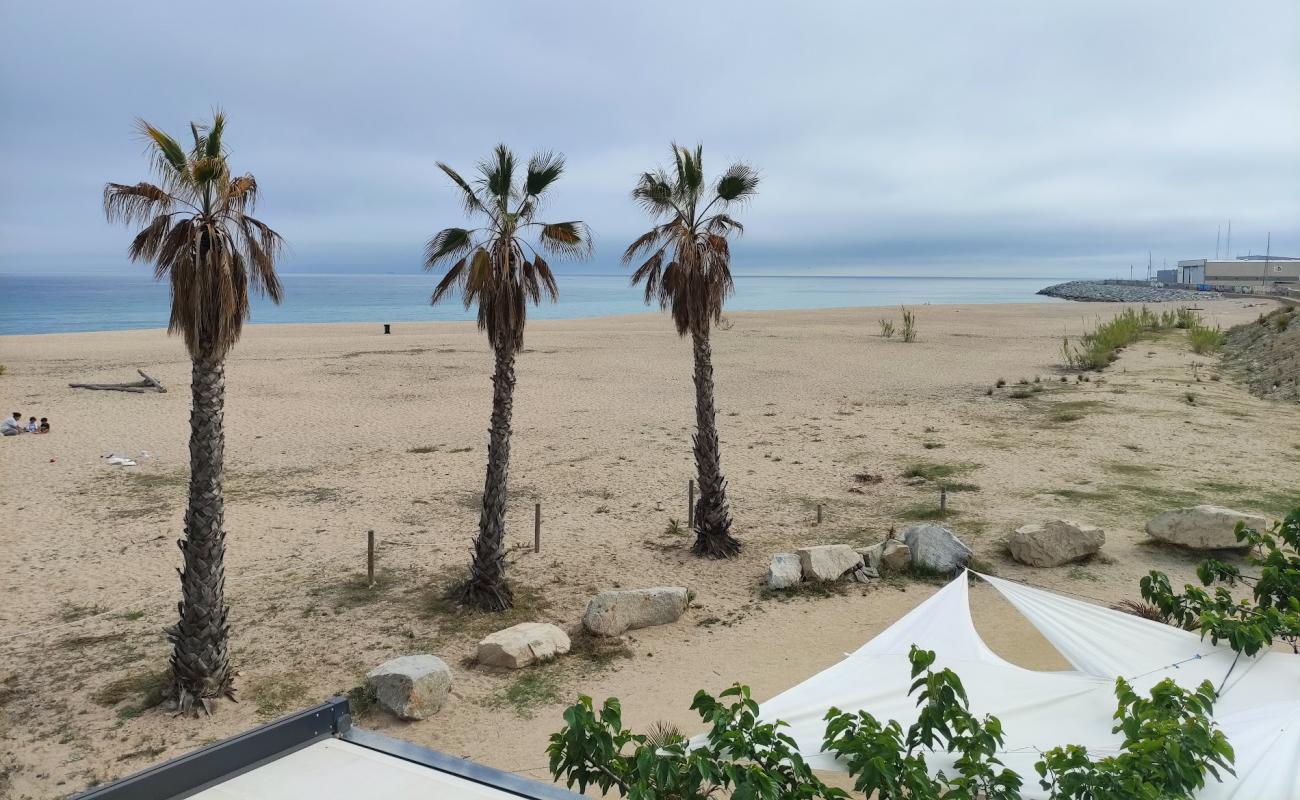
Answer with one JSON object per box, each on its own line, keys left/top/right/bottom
{"left": 73, "top": 699, "right": 582, "bottom": 800}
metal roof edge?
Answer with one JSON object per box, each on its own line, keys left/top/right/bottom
{"left": 340, "top": 726, "right": 584, "bottom": 800}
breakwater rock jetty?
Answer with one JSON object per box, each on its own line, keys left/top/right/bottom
{"left": 1038, "top": 281, "right": 1221, "bottom": 303}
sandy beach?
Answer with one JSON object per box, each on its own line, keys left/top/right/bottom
{"left": 1, "top": 299, "right": 1297, "bottom": 798}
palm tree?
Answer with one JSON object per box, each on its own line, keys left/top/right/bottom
{"left": 624, "top": 144, "right": 758, "bottom": 558}
{"left": 104, "top": 112, "right": 284, "bottom": 713}
{"left": 425, "top": 145, "right": 591, "bottom": 610}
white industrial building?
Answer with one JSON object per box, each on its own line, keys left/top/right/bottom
{"left": 1174, "top": 257, "right": 1300, "bottom": 289}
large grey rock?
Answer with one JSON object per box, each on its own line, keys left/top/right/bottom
{"left": 860, "top": 539, "right": 913, "bottom": 572}
{"left": 583, "top": 587, "right": 689, "bottom": 637}
{"left": 797, "top": 544, "right": 863, "bottom": 582}
{"left": 1008, "top": 519, "right": 1105, "bottom": 567}
{"left": 366, "top": 655, "right": 452, "bottom": 720}
{"left": 477, "top": 622, "right": 571, "bottom": 669}
{"left": 901, "top": 523, "right": 972, "bottom": 573}
{"left": 767, "top": 553, "right": 803, "bottom": 590}
{"left": 1146, "top": 506, "right": 1267, "bottom": 550}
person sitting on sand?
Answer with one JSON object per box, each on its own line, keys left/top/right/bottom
{"left": 2, "top": 412, "right": 22, "bottom": 436}
{"left": 36, "top": 418, "right": 50, "bottom": 434}
{"left": 25, "top": 416, "right": 37, "bottom": 433}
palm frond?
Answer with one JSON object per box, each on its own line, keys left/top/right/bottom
{"left": 437, "top": 162, "right": 486, "bottom": 216}
{"left": 715, "top": 162, "right": 760, "bottom": 203}
{"left": 238, "top": 216, "right": 285, "bottom": 302}
{"left": 622, "top": 228, "right": 664, "bottom": 264}
{"left": 532, "top": 253, "right": 559, "bottom": 301}
{"left": 103, "top": 182, "right": 175, "bottom": 226}
{"left": 537, "top": 221, "right": 592, "bottom": 258}
{"left": 430, "top": 256, "right": 468, "bottom": 305}
{"left": 631, "top": 170, "right": 677, "bottom": 217}
{"left": 136, "top": 119, "right": 188, "bottom": 180}
{"left": 629, "top": 248, "right": 666, "bottom": 304}
{"left": 127, "top": 214, "right": 172, "bottom": 262}
{"left": 524, "top": 151, "right": 565, "bottom": 197}
{"left": 705, "top": 213, "right": 745, "bottom": 236}
{"left": 225, "top": 175, "right": 258, "bottom": 214}
{"left": 205, "top": 111, "right": 225, "bottom": 158}
{"left": 424, "top": 227, "right": 475, "bottom": 270}
{"left": 480, "top": 144, "right": 516, "bottom": 204}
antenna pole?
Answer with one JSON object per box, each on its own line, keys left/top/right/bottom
{"left": 1261, "top": 231, "right": 1271, "bottom": 290}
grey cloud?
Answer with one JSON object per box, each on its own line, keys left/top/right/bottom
{"left": 1, "top": 0, "right": 1296, "bottom": 276}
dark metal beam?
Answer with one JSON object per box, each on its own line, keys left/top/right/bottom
{"left": 72, "top": 699, "right": 352, "bottom": 800}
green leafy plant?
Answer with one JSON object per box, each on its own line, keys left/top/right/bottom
{"left": 1036, "top": 678, "right": 1234, "bottom": 799}
{"left": 880, "top": 318, "right": 897, "bottom": 339}
{"left": 822, "top": 646, "right": 1022, "bottom": 799}
{"left": 548, "top": 684, "right": 844, "bottom": 799}
{"left": 1140, "top": 508, "right": 1300, "bottom": 655}
{"left": 550, "top": 646, "right": 1234, "bottom": 800}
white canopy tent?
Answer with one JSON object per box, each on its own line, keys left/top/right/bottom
{"left": 748, "top": 572, "right": 1300, "bottom": 799}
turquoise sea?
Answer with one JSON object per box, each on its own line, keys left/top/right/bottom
{"left": 0, "top": 273, "right": 1059, "bottom": 336}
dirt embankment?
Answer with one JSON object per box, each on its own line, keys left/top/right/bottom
{"left": 1222, "top": 305, "right": 1300, "bottom": 402}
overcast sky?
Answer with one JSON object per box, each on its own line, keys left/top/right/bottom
{"left": 2, "top": 0, "right": 1297, "bottom": 277}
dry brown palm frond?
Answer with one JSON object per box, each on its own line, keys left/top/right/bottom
{"left": 1111, "top": 599, "right": 1171, "bottom": 623}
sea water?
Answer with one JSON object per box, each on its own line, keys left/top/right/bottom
{"left": 0, "top": 272, "right": 1058, "bottom": 335}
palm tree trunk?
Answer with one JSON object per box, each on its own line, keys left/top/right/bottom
{"left": 458, "top": 344, "right": 516, "bottom": 610}
{"left": 690, "top": 330, "right": 740, "bottom": 558}
{"left": 167, "top": 353, "right": 234, "bottom": 713}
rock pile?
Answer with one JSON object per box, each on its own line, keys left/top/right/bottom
{"left": 767, "top": 533, "right": 922, "bottom": 591}
{"left": 1037, "top": 281, "right": 1221, "bottom": 303}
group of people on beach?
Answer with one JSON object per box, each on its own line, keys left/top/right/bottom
{"left": 2, "top": 411, "right": 51, "bottom": 436}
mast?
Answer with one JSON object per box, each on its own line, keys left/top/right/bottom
{"left": 1215, "top": 224, "right": 1221, "bottom": 259}
{"left": 1261, "top": 231, "right": 1271, "bottom": 289}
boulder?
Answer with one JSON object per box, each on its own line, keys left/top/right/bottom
{"left": 477, "top": 622, "right": 571, "bottom": 669}
{"left": 901, "top": 523, "right": 972, "bottom": 573}
{"left": 857, "top": 539, "right": 911, "bottom": 572}
{"left": 583, "top": 587, "right": 689, "bottom": 637}
{"left": 797, "top": 544, "right": 863, "bottom": 582}
{"left": 767, "top": 553, "right": 803, "bottom": 590}
{"left": 1146, "top": 505, "right": 1267, "bottom": 550}
{"left": 366, "top": 655, "right": 452, "bottom": 720}
{"left": 1008, "top": 519, "right": 1105, "bottom": 567}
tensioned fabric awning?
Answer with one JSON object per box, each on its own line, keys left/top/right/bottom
{"left": 745, "top": 572, "right": 1300, "bottom": 799}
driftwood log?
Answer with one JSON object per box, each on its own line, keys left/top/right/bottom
{"left": 70, "top": 369, "right": 167, "bottom": 394}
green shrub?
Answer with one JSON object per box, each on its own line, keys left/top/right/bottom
{"left": 1187, "top": 323, "right": 1223, "bottom": 355}
{"left": 879, "top": 318, "right": 896, "bottom": 339}
{"left": 1062, "top": 306, "right": 1205, "bottom": 370}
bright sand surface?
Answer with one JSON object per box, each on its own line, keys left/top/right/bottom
{"left": 1, "top": 299, "right": 1297, "bottom": 797}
